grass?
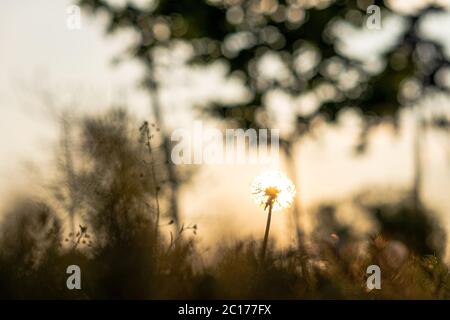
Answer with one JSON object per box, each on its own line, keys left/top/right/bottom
{"left": 0, "top": 108, "right": 449, "bottom": 299}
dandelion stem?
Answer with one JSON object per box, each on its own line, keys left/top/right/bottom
{"left": 260, "top": 201, "right": 273, "bottom": 264}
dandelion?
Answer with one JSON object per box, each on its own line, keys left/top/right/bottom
{"left": 251, "top": 170, "right": 296, "bottom": 263}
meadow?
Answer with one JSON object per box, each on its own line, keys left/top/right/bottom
{"left": 0, "top": 109, "right": 448, "bottom": 300}
{"left": 3, "top": 0, "right": 450, "bottom": 300}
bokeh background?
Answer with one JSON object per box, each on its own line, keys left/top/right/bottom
{"left": 2, "top": 0, "right": 450, "bottom": 299}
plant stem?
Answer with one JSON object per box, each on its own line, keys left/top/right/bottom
{"left": 72, "top": 227, "right": 86, "bottom": 251}
{"left": 148, "top": 61, "right": 180, "bottom": 229}
{"left": 143, "top": 124, "right": 161, "bottom": 238}
{"left": 260, "top": 202, "right": 273, "bottom": 264}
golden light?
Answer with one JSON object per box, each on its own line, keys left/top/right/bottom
{"left": 251, "top": 170, "right": 296, "bottom": 212}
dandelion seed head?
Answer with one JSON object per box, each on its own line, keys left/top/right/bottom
{"left": 251, "top": 170, "right": 296, "bottom": 211}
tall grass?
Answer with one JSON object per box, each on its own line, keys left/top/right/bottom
{"left": 0, "top": 109, "right": 449, "bottom": 299}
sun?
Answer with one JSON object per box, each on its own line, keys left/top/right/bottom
{"left": 251, "top": 170, "right": 296, "bottom": 211}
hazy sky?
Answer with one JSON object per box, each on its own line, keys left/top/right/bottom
{"left": 1, "top": 0, "right": 450, "bottom": 249}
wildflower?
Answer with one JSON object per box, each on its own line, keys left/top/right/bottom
{"left": 251, "top": 171, "right": 296, "bottom": 212}
{"left": 251, "top": 170, "right": 295, "bottom": 263}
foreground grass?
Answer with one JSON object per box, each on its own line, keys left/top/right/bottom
{"left": 0, "top": 205, "right": 449, "bottom": 300}
{"left": 0, "top": 109, "right": 448, "bottom": 299}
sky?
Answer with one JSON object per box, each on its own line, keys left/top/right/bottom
{"left": 1, "top": 0, "right": 450, "bottom": 251}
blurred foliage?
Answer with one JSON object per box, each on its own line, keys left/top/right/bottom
{"left": 2, "top": 0, "right": 450, "bottom": 299}
{"left": 77, "top": 0, "right": 450, "bottom": 140}
{"left": 75, "top": 1, "right": 450, "bottom": 248}
{"left": 0, "top": 109, "right": 449, "bottom": 299}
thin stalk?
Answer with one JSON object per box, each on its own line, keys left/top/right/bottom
{"left": 148, "top": 59, "right": 180, "bottom": 229}
{"left": 260, "top": 202, "right": 273, "bottom": 264}
{"left": 72, "top": 226, "right": 87, "bottom": 251}
{"left": 143, "top": 124, "right": 161, "bottom": 239}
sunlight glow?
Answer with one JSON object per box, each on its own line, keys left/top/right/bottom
{"left": 251, "top": 170, "right": 296, "bottom": 211}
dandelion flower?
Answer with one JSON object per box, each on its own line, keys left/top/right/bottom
{"left": 251, "top": 170, "right": 296, "bottom": 264}
{"left": 251, "top": 170, "right": 296, "bottom": 211}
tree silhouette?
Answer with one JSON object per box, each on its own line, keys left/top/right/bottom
{"left": 77, "top": 0, "right": 450, "bottom": 260}
{"left": 76, "top": 0, "right": 355, "bottom": 243}
{"left": 332, "top": 3, "right": 450, "bottom": 209}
